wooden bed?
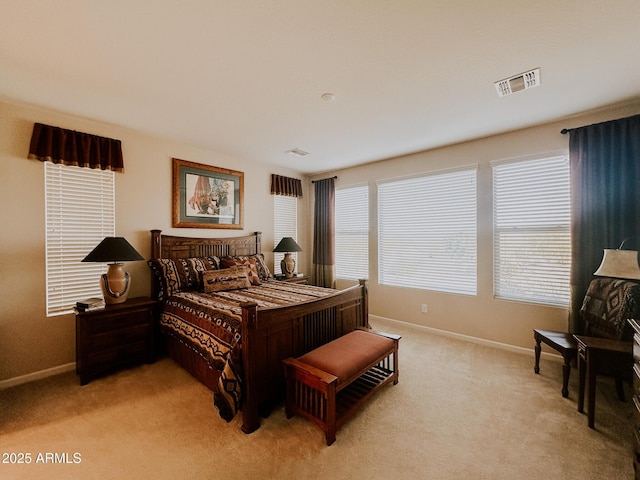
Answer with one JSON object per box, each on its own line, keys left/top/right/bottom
{"left": 150, "top": 229, "right": 369, "bottom": 434}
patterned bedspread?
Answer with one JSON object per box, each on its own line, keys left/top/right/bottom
{"left": 159, "top": 280, "right": 337, "bottom": 421}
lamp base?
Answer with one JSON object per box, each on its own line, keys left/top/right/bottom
{"left": 281, "top": 253, "right": 296, "bottom": 278}
{"left": 101, "top": 263, "right": 131, "bottom": 304}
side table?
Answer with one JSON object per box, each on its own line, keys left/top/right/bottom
{"left": 76, "top": 297, "right": 157, "bottom": 385}
{"left": 275, "top": 275, "right": 309, "bottom": 284}
{"left": 574, "top": 334, "right": 632, "bottom": 428}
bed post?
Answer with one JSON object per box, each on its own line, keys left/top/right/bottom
{"left": 151, "top": 229, "right": 162, "bottom": 259}
{"left": 150, "top": 230, "right": 163, "bottom": 299}
{"left": 254, "top": 231, "right": 262, "bottom": 255}
{"left": 359, "top": 279, "right": 370, "bottom": 328}
{"left": 240, "top": 301, "right": 260, "bottom": 434}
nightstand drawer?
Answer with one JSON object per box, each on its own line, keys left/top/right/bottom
{"left": 84, "top": 340, "right": 152, "bottom": 374}
{"left": 83, "top": 308, "right": 152, "bottom": 334}
{"left": 89, "top": 324, "right": 151, "bottom": 351}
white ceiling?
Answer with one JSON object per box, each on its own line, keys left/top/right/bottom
{"left": 1, "top": 1, "right": 639, "bottom": 174}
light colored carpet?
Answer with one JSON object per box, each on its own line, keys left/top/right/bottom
{"left": 0, "top": 318, "right": 634, "bottom": 480}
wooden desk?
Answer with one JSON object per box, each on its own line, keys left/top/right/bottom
{"left": 574, "top": 334, "right": 632, "bottom": 428}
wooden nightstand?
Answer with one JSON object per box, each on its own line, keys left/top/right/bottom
{"left": 75, "top": 297, "right": 157, "bottom": 385}
{"left": 275, "top": 275, "right": 309, "bottom": 284}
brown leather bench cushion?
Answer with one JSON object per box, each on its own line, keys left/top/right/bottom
{"left": 298, "top": 330, "right": 395, "bottom": 386}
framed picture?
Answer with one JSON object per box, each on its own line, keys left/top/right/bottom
{"left": 172, "top": 158, "right": 244, "bottom": 229}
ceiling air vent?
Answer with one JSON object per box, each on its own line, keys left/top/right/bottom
{"left": 495, "top": 68, "right": 540, "bottom": 97}
{"left": 285, "top": 148, "right": 310, "bottom": 157}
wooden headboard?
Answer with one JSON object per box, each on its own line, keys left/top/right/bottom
{"left": 150, "top": 229, "right": 262, "bottom": 260}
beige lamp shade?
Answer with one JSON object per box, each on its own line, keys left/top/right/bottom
{"left": 593, "top": 249, "right": 640, "bottom": 280}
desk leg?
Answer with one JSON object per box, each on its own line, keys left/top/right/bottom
{"left": 561, "top": 353, "right": 571, "bottom": 398}
{"left": 586, "top": 349, "right": 596, "bottom": 429}
{"left": 577, "top": 351, "right": 585, "bottom": 414}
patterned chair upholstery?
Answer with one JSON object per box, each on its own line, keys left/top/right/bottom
{"left": 580, "top": 277, "right": 640, "bottom": 341}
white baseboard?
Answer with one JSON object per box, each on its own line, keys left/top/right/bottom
{"left": 0, "top": 362, "right": 76, "bottom": 390}
{"left": 369, "top": 314, "right": 562, "bottom": 363}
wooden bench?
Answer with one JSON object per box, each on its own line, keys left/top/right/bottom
{"left": 283, "top": 328, "right": 400, "bottom": 445}
{"left": 533, "top": 329, "right": 577, "bottom": 398}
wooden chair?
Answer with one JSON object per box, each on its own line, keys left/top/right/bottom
{"left": 533, "top": 277, "right": 640, "bottom": 398}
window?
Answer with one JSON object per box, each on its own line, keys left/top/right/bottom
{"left": 378, "top": 167, "right": 477, "bottom": 295}
{"left": 273, "top": 194, "right": 297, "bottom": 276}
{"left": 45, "top": 163, "right": 115, "bottom": 315}
{"left": 493, "top": 155, "right": 570, "bottom": 306}
{"left": 335, "top": 185, "right": 369, "bottom": 280}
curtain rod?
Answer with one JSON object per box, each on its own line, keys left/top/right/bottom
{"left": 311, "top": 176, "right": 337, "bottom": 183}
{"left": 561, "top": 113, "right": 640, "bottom": 135}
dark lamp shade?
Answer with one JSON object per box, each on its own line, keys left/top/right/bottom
{"left": 273, "top": 237, "right": 302, "bottom": 253}
{"left": 82, "top": 237, "right": 144, "bottom": 263}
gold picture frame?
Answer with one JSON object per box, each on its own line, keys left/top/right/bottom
{"left": 172, "top": 158, "right": 244, "bottom": 229}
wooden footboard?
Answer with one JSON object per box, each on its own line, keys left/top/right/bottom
{"left": 240, "top": 279, "right": 369, "bottom": 433}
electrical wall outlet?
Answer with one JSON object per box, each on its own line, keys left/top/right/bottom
{"left": 421, "top": 304, "right": 428, "bottom": 313}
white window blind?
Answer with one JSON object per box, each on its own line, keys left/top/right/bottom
{"left": 493, "top": 155, "right": 570, "bottom": 307}
{"left": 273, "top": 195, "right": 297, "bottom": 276}
{"left": 378, "top": 167, "right": 477, "bottom": 295}
{"left": 45, "top": 163, "right": 115, "bottom": 315}
{"left": 335, "top": 185, "right": 369, "bottom": 280}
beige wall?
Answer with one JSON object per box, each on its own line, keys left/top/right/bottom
{"left": 312, "top": 101, "right": 640, "bottom": 350}
{"left": 0, "top": 99, "right": 308, "bottom": 383}
{"left": 3, "top": 96, "right": 640, "bottom": 384}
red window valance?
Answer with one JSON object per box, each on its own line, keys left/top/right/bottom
{"left": 28, "top": 123, "right": 124, "bottom": 172}
{"left": 271, "top": 174, "right": 303, "bottom": 197}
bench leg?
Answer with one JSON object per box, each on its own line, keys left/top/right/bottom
{"left": 325, "top": 382, "right": 337, "bottom": 446}
{"left": 534, "top": 335, "right": 541, "bottom": 374}
{"left": 561, "top": 353, "right": 572, "bottom": 398}
{"left": 393, "top": 344, "right": 399, "bottom": 385}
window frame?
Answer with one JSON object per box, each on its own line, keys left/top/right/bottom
{"left": 492, "top": 153, "right": 571, "bottom": 307}
{"left": 44, "top": 162, "right": 115, "bottom": 316}
{"left": 335, "top": 184, "right": 369, "bottom": 281}
{"left": 377, "top": 166, "right": 478, "bottom": 295}
{"left": 273, "top": 194, "right": 298, "bottom": 276}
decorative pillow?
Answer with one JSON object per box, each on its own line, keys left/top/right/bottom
{"left": 186, "top": 256, "right": 220, "bottom": 289}
{"left": 251, "top": 253, "right": 273, "bottom": 280}
{"left": 221, "top": 256, "right": 261, "bottom": 285}
{"left": 202, "top": 266, "right": 251, "bottom": 293}
{"left": 148, "top": 256, "right": 221, "bottom": 301}
{"left": 148, "top": 258, "right": 196, "bottom": 301}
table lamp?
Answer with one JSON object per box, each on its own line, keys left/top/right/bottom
{"left": 593, "top": 240, "right": 640, "bottom": 280}
{"left": 82, "top": 237, "right": 144, "bottom": 304}
{"left": 273, "top": 237, "right": 302, "bottom": 278}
